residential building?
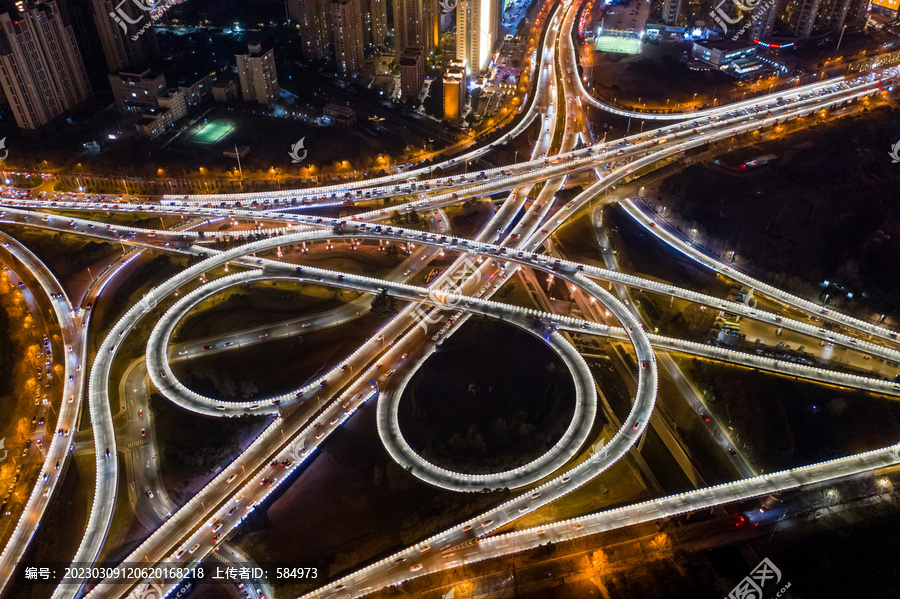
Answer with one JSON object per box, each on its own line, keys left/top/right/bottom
{"left": 0, "top": 0, "right": 91, "bottom": 129}
{"left": 363, "top": 0, "right": 388, "bottom": 49}
{"left": 90, "top": 0, "right": 158, "bottom": 72}
{"left": 399, "top": 45, "right": 424, "bottom": 99}
{"left": 393, "top": 0, "right": 438, "bottom": 58}
{"left": 661, "top": 0, "right": 682, "bottom": 26}
{"left": 289, "top": 0, "right": 332, "bottom": 61}
{"left": 456, "top": 0, "right": 501, "bottom": 73}
{"left": 109, "top": 67, "right": 167, "bottom": 112}
{"left": 135, "top": 87, "right": 187, "bottom": 139}
{"left": 235, "top": 42, "right": 279, "bottom": 104}
{"left": 443, "top": 59, "right": 466, "bottom": 122}
{"left": 332, "top": 0, "right": 364, "bottom": 77}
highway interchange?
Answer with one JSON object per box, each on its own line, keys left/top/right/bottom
{"left": 0, "top": 0, "right": 898, "bottom": 597}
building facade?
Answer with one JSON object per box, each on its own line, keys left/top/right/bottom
{"left": 456, "top": 0, "right": 500, "bottom": 73}
{"left": 91, "top": 0, "right": 159, "bottom": 72}
{"left": 443, "top": 59, "right": 466, "bottom": 122}
{"left": 0, "top": 0, "right": 91, "bottom": 129}
{"left": 399, "top": 45, "right": 425, "bottom": 99}
{"left": 289, "top": 0, "right": 332, "bottom": 61}
{"left": 332, "top": 0, "right": 364, "bottom": 77}
{"left": 235, "top": 42, "right": 279, "bottom": 104}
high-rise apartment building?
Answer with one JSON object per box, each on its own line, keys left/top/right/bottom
{"left": 235, "top": 42, "right": 279, "bottom": 104}
{"left": 362, "top": 0, "right": 388, "bottom": 49}
{"left": 783, "top": 0, "right": 823, "bottom": 38}
{"left": 289, "top": 0, "right": 332, "bottom": 61}
{"left": 399, "top": 45, "right": 424, "bottom": 99}
{"left": 457, "top": 0, "right": 500, "bottom": 73}
{"left": 393, "top": 0, "right": 438, "bottom": 58}
{"left": 661, "top": 0, "right": 682, "bottom": 26}
{"left": 91, "top": 0, "right": 158, "bottom": 72}
{"left": 443, "top": 59, "right": 466, "bottom": 123}
{"left": 0, "top": 0, "right": 91, "bottom": 129}
{"left": 750, "top": 0, "right": 780, "bottom": 40}
{"left": 332, "top": 0, "right": 364, "bottom": 77}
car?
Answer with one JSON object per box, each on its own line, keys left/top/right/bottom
{"left": 235, "top": 495, "right": 244, "bottom": 502}
{"left": 531, "top": 492, "right": 542, "bottom": 500}
{"left": 518, "top": 506, "right": 530, "bottom": 513}
{"left": 174, "top": 549, "right": 186, "bottom": 559}
{"left": 410, "top": 564, "right": 423, "bottom": 572}
{"left": 461, "top": 524, "right": 472, "bottom": 532}
{"left": 54, "top": 460, "right": 60, "bottom": 470}
{"left": 226, "top": 474, "right": 238, "bottom": 483}
{"left": 268, "top": 477, "right": 277, "bottom": 487}
{"left": 189, "top": 543, "right": 200, "bottom": 554}
{"left": 560, "top": 476, "right": 570, "bottom": 484}
{"left": 138, "top": 409, "right": 143, "bottom": 417}
{"left": 258, "top": 333, "right": 269, "bottom": 339}
{"left": 224, "top": 341, "right": 234, "bottom": 347}
{"left": 260, "top": 477, "right": 269, "bottom": 486}
{"left": 481, "top": 520, "right": 494, "bottom": 528}
{"left": 146, "top": 489, "right": 153, "bottom": 498}
{"left": 140, "top": 428, "right": 146, "bottom": 437}
{"left": 211, "top": 534, "right": 221, "bottom": 543}
{"left": 202, "top": 345, "right": 213, "bottom": 351}
{"left": 729, "top": 448, "right": 737, "bottom": 457}
{"left": 393, "top": 557, "right": 406, "bottom": 565}
{"left": 178, "top": 350, "right": 189, "bottom": 355}
{"left": 228, "top": 507, "right": 237, "bottom": 515}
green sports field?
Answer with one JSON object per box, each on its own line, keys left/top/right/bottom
{"left": 190, "top": 120, "right": 235, "bottom": 144}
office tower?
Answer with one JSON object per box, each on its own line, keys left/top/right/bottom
{"left": 399, "top": 45, "right": 424, "bottom": 99}
{"left": 362, "top": 0, "right": 388, "bottom": 49}
{"left": 661, "top": 0, "right": 682, "bottom": 26}
{"left": 289, "top": 0, "right": 332, "bottom": 61}
{"left": 443, "top": 59, "right": 466, "bottom": 122}
{"left": 393, "top": 0, "right": 438, "bottom": 58}
{"left": 91, "top": 0, "right": 159, "bottom": 72}
{"left": 456, "top": 0, "right": 500, "bottom": 73}
{"left": 235, "top": 42, "right": 279, "bottom": 104}
{"left": 0, "top": 0, "right": 91, "bottom": 129}
{"left": 332, "top": 0, "right": 364, "bottom": 77}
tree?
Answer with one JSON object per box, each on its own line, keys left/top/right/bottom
{"left": 409, "top": 209, "right": 420, "bottom": 224}
{"left": 683, "top": 303, "right": 717, "bottom": 339}
{"left": 371, "top": 288, "right": 397, "bottom": 316}
{"left": 390, "top": 210, "right": 401, "bottom": 224}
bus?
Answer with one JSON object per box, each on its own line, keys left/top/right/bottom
{"left": 722, "top": 321, "right": 741, "bottom": 331}
{"left": 724, "top": 330, "right": 746, "bottom": 340}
